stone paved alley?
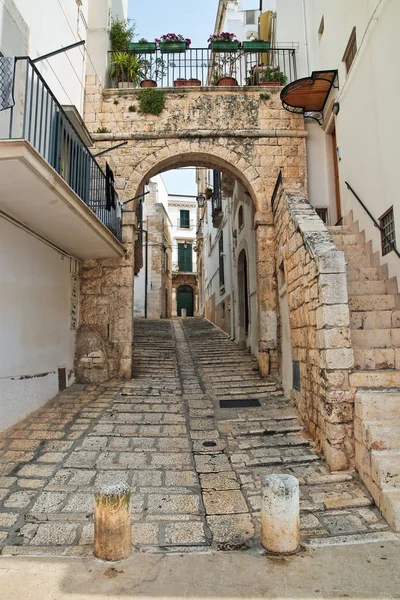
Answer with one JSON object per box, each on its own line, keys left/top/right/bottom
{"left": 0, "top": 319, "right": 397, "bottom": 555}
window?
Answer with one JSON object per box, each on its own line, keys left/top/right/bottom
{"left": 219, "top": 232, "right": 225, "bottom": 289}
{"left": 380, "top": 207, "right": 396, "bottom": 256}
{"left": 179, "top": 209, "right": 190, "bottom": 228}
{"left": 178, "top": 242, "right": 193, "bottom": 272}
{"left": 245, "top": 10, "right": 256, "bottom": 25}
{"left": 316, "top": 207, "right": 328, "bottom": 224}
{"left": 238, "top": 205, "right": 244, "bottom": 230}
{"left": 343, "top": 27, "right": 357, "bottom": 74}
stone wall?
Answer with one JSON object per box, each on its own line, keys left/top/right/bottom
{"left": 205, "top": 293, "right": 232, "bottom": 337}
{"left": 75, "top": 214, "right": 136, "bottom": 382}
{"left": 146, "top": 206, "right": 172, "bottom": 319}
{"left": 84, "top": 76, "right": 308, "bottom": 376}
{"left": 274, "top": 190, "right": 355, "bottom": 470}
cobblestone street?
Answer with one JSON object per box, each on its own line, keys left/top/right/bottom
{"left": 0, "top": 318, "right": 397, "bottom": 556}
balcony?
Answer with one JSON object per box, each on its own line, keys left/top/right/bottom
{"left": 0, "top": 57, "right": 124, "bottom": 259}
{"left": 107, "top": 46, "right": 297, "bottom": 89}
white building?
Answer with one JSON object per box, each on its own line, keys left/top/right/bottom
{"left": 0, "top": 0, "right": 127, "bottom": 432}
{"left": 274, "top": 0, "right": 400, "bottom": 283}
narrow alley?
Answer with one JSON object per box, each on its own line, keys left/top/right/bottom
{"left": 0, "top": 319, "right": 394, "bottom": 555}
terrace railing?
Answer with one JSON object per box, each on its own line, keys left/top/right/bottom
{"left": 108, "top": 46, "right": 297, "bottom": 89}
{"left": 0, "top": 57, "right": 122, "bottom": 241}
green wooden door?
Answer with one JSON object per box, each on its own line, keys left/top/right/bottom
{"left": 178, "top": 243, "right": 193, "bottom": 272}
{"left": 177, "top": 285, "right": 194, "bottom": 317}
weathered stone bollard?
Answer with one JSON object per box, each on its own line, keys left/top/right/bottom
{"left": 181, "top": 308, "right": 187, "bottom": 319}
{"left": 261, "top": 474, "right": 300, "bottom": 554}
{"left": 94, "top": 482, "right": 131, "bottom": 561}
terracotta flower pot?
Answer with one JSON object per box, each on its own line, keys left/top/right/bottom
{"left": 186, "top": 78, "right": 201, "bottom": 86}
{"left": 174, "top": 78, "right": 187, "bottom": 87}
{"left": 140, "top": 79, "right": 157, "bottom": 88}
{"left": 260, "top": 81, "right": 281, "bottom": 86}
{"left": 217, "top": 76, "right": 238, "bottom": 87}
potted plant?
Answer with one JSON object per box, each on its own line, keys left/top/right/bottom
{"left": 246, "top": 64, "right": 287, "bottom": 86}
{"left": 242, "top": 38, "right": 270, "bottom": 53}
{"left": 211, "top": 53, "right": 239, "bottom": 86}
{"left": 156, "top": 33, "right": 191, "bottom": 53}
{"left": 174, "top": 78, "right": 187, "bottom": 87}
{"left": 140, "top": 56, "right": 166, "bottom": 88}
{"left": 110, "top": 52, "right": 144, "bottom": 87}
{"left": 186, "top": 77, "right": 201, "bottom": 86}
{"left": 208, "top": 32, "right": 240, "bottom": 52}
{"left": 205, "top": 187, "right": 213, "bottom": 199}
{"left": 129, "top": 38, "right": 157, "bottom": 54}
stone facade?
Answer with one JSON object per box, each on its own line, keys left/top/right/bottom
{"left": 205, "top": 293, "right": 232, "bottom": 337}
{"left": 274, "top": 190, "right": 355, "bottom": 470}
{"left": 75, "top": 214, "right": 136, "bottom": 383}
{"left": 145, "top": 207, "right": 172, "bottom": 320}
{"left": 83, "top": 75, "right": 307, "bottom": 376}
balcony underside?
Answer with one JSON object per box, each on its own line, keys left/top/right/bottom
{"left": 280, "top": 70, "right": 338, "bottom": 121}
{"left": 0, "top": 140, "right": 124, "bottom": 260}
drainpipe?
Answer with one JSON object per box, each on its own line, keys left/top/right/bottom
{"left": 143, "top": 229, "right": 148, "bottom": 319}
{"left": 301, "top": 0, "right": 310, "bottom": 74}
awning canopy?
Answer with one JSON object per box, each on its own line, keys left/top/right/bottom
{"left": 280, "top": 70, "right": 338, "bottom": 121}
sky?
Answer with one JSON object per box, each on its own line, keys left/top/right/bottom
{"left": 128, "top": 0, "right": 220, "bottom": 196}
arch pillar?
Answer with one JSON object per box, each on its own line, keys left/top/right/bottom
{"left": 255, "top": 210, "right": 278, "bottom": 377}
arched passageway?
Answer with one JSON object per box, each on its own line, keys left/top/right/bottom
{"left": 177, "top": 285, "right": 194, "bottom": 317}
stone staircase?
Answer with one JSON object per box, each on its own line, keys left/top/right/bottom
{"left": 329, "top": 220, "right": 400, "bottom": 531}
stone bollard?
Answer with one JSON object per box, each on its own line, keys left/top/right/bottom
{"left": 261, "top": 474, "right": 300, "bottom": 554}
{"left": 94, "top": 482, "right": 132, "bottom": 561}
{"left": 181, "top": 308, "right": 187, "bottom": 319}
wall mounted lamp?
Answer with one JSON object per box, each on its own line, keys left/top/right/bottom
{"left": 332, "top": 102, "right": 340, "bottom": 116}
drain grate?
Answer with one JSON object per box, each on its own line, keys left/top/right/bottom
{"left": 219, "top": 399, "right": 261, "bottom": 408}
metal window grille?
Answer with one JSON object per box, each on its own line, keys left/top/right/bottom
{"left": 380, "top": 207, "right": 396, "bottom": 256}
{"left": 316, "top": 207, "right": 328, "bottom": 224}
{"left": 219, "top": 231, "right": 225, "bottom": 288}
{"left": 292, "top": 360, "right": 301, "bottom": 391}
{"left": 343, "top": 27, "right": 357, "bottom": 74}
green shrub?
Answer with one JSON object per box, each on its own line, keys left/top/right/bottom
{"left": 110, "top": 18, "right": 135, "bottom": 51}
{"left": 138, "top": 89, "right": 166, "bottom": 115}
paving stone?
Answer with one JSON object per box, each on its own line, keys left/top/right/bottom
{"left": 164, "top": 522, "right": 207, "bottom": 545}
{"left": 202, "top": 490, "right": 249, "bottom": 515}
{"left": 78, "top": 523, "right": 94, "bottom": 545}
{"left": 64, "top": 452, "right": 98, "bottom": 468}
{"left": 3, "top": 491, "right": 37, "bottom": 508}
{"left": 31, "top": 523, "right": 77, "bottom": 545}
{"left": 207, "top": 514, "right": 255, "bottom": 548}
{"left": 194, "top": 454, "right": 231, "bottom": 473}
{"left": 0, "top": 513, "right": 18, "bottom": 527}
{"left": 151, "top": 453, "right": 192, "bottom": 469}
{"left": 0, "top": 531, "right": 8, "bottom": 542}
{"left": 164, "top": 471, "right": 198, "bottom": 487}
{"left": 62, "top": 493, "right": 93, "bottom": 513}
{"left": 131, "top": 523, "right": 159, "bottom": 545}
{"left": 17, "top": 464, "right": 56, "bottom": 478}
{"left": 200, "top": 472, "right": 240, "bottom": 490}
{"left": 147, "top": 494, "right": 200, "bottom": 514}
{"left": 30, "top": 492, "right": 67, "bottom": 513}
{"left": 17, "top": 479, "right": 46, "bottom": 489}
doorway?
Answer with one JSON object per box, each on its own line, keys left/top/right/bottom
{"left": 177, "top": 285, "right": 194, "bottom": 317}
{"left": 237, "top": 249, "right": 249, "bottom": 340}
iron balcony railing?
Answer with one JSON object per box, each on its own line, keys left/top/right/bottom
{"left": 0, "top": 57, "right": 122, "bottom": 241}
{"left": 108, "top": 46, "right": 297, "bottom": 89}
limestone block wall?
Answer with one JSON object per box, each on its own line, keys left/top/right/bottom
{"left": 75, "top": 216, "right": 136, "bottom": 383}
{"left": 274, "top": 191, "right": 355, "bottom": 470}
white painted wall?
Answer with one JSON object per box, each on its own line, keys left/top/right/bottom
{"left": 169, "top": 195, "right": 198, "bottom": 273}
{"left": 0, "top": 217, "right": 76, "bottom": 432}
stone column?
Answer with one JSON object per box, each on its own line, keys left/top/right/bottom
{"left": 94, "top": 482, "right": 132, "bottom": 561}
{"left": 261, "top": 474, "right": 300, "bottom": 554}
{"left": 254, "top": 210, "right": 278, "bottom": 377}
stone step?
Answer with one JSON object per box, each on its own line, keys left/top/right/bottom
{"left": 345, "top": 255, "right": 373, "bottom": 268}
{"left": 381, "top": 490, "right": 400, "bottom": 531}
{"left": 346, "top": 266, "right": 380, "bottom": 281}
{"left": 353, "top": 347, "right": 396, "bottom": 370}
{"left": 351, "top": 329, "right": 400, "bottom": 349}
{"left": 349, "top": 295, "right": 397, "bottom": 312}
{"left": 364, "top": 421, "right": 400, "bottom": 451}
{"left": 336, "top": 244, "right": 368, "bottom": 258}
{"left": 350, "top": 370, "right": 400, "bottom": 387}
{"left": 331, "top": 233, "right": 359, "bottom": 246}
{"left": 355, "top": 389, "right": 400, "bottom": 421}
{"left": 347, "top": 281, "right": 388, "bottom": 296}
{"left": 371, "top": 450, "right": 400, "bottom": 489}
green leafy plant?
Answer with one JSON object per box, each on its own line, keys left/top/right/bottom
{"left": 113, "top": 99, "right": 119, "bottom": 105}
{"left": 138, "top": 38, "right": 148, "bottom": 43}
{"left": 110, "top": 52, "right": 144, "bottom": 84}
{"left": 96, "top": 126, "right": 110, "bottom": 134}
{"left": 138, "top": 88, "right": 166, "bottom": 115}
{"left": 110, "top": 18, "right": 135, "bottom": 51}
{"left": 246, "top": 64, "right": 287, "bottom": 86}
{"left": 205, "top": 187, "right": 213, "bottom": 200}
{"left": 260, "top": 92, "right": 271, "bottom": 101}
{"left": 141, "top": 56, "right": 166, "bottom": 82}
